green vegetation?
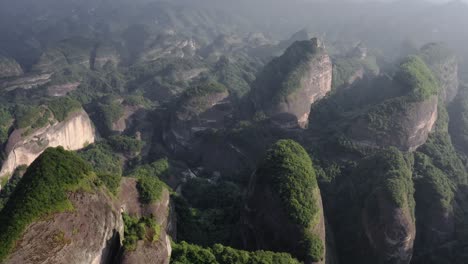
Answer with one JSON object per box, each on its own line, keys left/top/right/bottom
{"left": 0, "top": 166, "right": 27, "bottom": 211}
{"left": 70, "top": 69, "right": 125, "bottom": 104}
{"left": 418, "top": 106, "right": 467, "bottom": 185}
{"left": 129, "top": 158, "right": 170, "bottom": 179}
{"left": 171, "top": 241, "right": 301, "bottom": 264}
{"left": 108, "top": 135, "right": 143, "bottom": 154}
{"left": 449, "top": 84, "right": 468, "bottom": 153}
{"left": 332, "top": 56, "right": 379, "bottom": 89}
{"left": 122, "top": 213, "right": 160, "bottom": 251}
{"left": 175, "top": 178, "right": 243, "bottom": 246}
{"left": 257, "top": 140, "right": 323, "bottom": 262}
{"left": 96, "top": 173, "right": 121, "bottom": 196}
{"left": 300, "top": 233, "right": 325, "bottom": 263}
{"left": 123, "top": 94, "right": 152, "bottom": 108}
{"left": 129, "top": 159, "right": 170, "bottom": 204}
{"left": 14, "top": 104, "right": 51, "bottom": 130}
{"left": 0, "top": 107, "right": 13, "bottom": 145}
{"left": 0, "top": 147, "right": 93, "bottom": 261}
{"left": 413, "top": 153, "right": 455, "bottom": 210}
{"left": 253, "top": 40, "right": 322, "bottom": 104}
{"left": 394, "top": 55, "right": 439, "bottom": 101}
{"left": 419, "top": 43, "right": 454, "bottom": 66}
{"left": 183, "top": 81, "right": 227, "bottom": 99}
{"left": 353, "top": 148, "right": 415, "bottom": 215}
{"left": 258, "top": 139, "right": 320, "bottom": 227}
{"left": 47, "top": 97, "right": 82, "bottom": 122}
{"left": 214, "top": 56, "right": 259, "bottom": 97}
{"left": 97, "top": 99, "right": 125, "bottom": 130}
{"left": 78, "top": 142, "right": 123, "bottom": 176}
{"left": 365, "top": 96, "right": 408, "bottom": 136}
{"left": 332, "top": 57, "right": 363, "bottom": 89}
{"left": 49, "top": 66, "right": 86, "bottom": 85}
{"left": 137, "top": 175, "right": 165, "bottom": 204}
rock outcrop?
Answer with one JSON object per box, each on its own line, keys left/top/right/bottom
{"left": 163, "top": 81, "right": 230, "bottom": 155}
{"left": 419, "top": 43, "right": 458, "bottom": 104}
{"left": 358, "top": 149, "right": 416, "bottom": 264}
{"left": 118, "top": 178, "right": 175, "bottom": 264}
{"left": 349, "top": 56, "right": 439, "bottom": 152}
{"left": 5, "top": 190, "right": 124, "bottom": 264}
{"left": 0, "top": 56, "right": 23, "bottom": 79}
{"left": 242, "top": 140, "right": 326, "bottom": 264}
{"left": 362, "top": 192, "right": 416, "bottom": 264}
{"left": 0, "top": 109, "right": 96, "bottom": 177}
{"left": 251, "top": 38, "right": 332, "bottom": 128}
{"left": 350, "top": 95, "right": 438, "bottom": 152}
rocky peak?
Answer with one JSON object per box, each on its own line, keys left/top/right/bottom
{"left": 251, "top": 38, "right": 332, "bottom": 128}
{"left": 5, "top": 190, "right": 123, "bottom": 264}
{"left": 357, "top": 149, "right": 416, "bottom": 264}
{"left": 419, "top": 42, "right": 459, "bottom": 104}
{"left": 349, "top": 56, "right": 439, "bottom": 152}
{"left": 0, "top": 109, "right": 96, "bottom": 179}
{"left": 118, "top": 178, "right": 174, "bottom": 264}
{"left": 242, "top": 140, "right": 326, "bottom": 264}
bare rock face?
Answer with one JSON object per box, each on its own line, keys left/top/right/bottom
{"left": 352, "top": 148, "right": 416, "bottom": 264}
{"left": 251, "top": 38, "right": 332, "bottom": 128}
{"left": 0, "top": 56, "right": 23, "bottom": 79}
{"left": 0, "top": 110, "right": 96, "bottom": 177}
{"left": 119, "top": 178, "right": 175, "bottom": 264}
{"left": 363, "top": 191, "right": 416, "bottom": 264}
{"left": 5, "top": 190, "right": 124, "bottom": 264}
{"left": 350, "top": 96, "right": 438, "bottom": 152}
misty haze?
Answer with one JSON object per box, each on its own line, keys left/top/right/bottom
{"left": 0, "top": 0, "right": 468, "bottom": 263}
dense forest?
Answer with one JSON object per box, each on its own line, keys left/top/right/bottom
{"left": 0, "top": 0, "right": 468, "bottom": 263}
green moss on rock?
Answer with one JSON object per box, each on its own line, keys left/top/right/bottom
{"left": 47, "top": 97, "right": 82, "bottom": 122}
{"left": 257, "top": 139, "right": 324, "bottom": 261}
{"left": 258, "top": 139, "right": 320, "bottom": 227}
{"left": 394, "top": 55, "right": 439, "bottom": 101}
{"left": 253, "top": 40, "right": 324, "bottom": 104}
{"left": 0, "top": 147, "right": 93, "bottom": 262}
{"left": 171, "top": 241, "right": 301, "bottom": 264}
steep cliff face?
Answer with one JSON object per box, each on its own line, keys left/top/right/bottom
{"left": 362, "top": 190, "right": 415, "bottom": 264}
{"left": 242, "top": 140, "right": 326, "bottom": 264}
{"left": 419, "top": 43, "right": 458, "bottom": 104}
{"left": 350, "top": 95, "right": 438, "bottom": 152}
{"left": 118, "top": 178, "right": 175, "bottom": 264}
{"left": 0, "top": 110, "right": 96, "bottom": 177}
{"left": 349, "top": 56, "right": 439, "bottom": 152}
{"left": 355, "top": 148, "right": 416, "bottom": 264}
{"left": 251, "top": 38, "right": 332, "bottom": 128}
{"left": 163, "top": 82, "right": 230, "bottom": 155}
{"left": 0, "top": 56, "right": 23, "bottom": 79}
{"left": 5, "top": 190, "right": 124, "bottom": 264}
